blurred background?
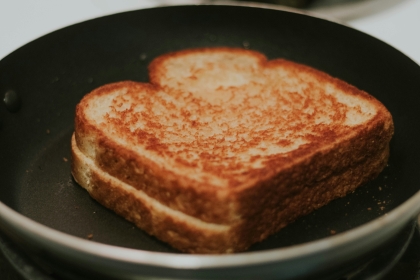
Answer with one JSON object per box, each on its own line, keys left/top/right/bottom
{"left": 0, "top": 0, "right": 419, "bottom": 64}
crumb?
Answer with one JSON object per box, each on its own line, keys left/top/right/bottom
{"left": 379, "top": 187, "right": 382, "bottom": 191}
{"left": 63, "top": 157, "right": 68, "bottom": 162}
{"left": 380, "top": 207, "right": 385, "bottom": 211}
{"left": 140, "top": 53, "right": 147, "bottom": 60}
{"left": 46, "top": 129, "right": 50, "bottom": 134}
{"left": 87, "top": 234, "right": 93, "bottom": 239}
{"left": 330, "top": 230, "right": 336, "bottom": 235}
{"left": 367, "top": 208, "right": 372, "bottom": 211}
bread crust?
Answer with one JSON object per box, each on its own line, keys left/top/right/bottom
{"left": 71, "top": 135, "right": 234, "bottom": 254}
{"left": 71, "top": 134, "right": 389, "bottom": 253}
{"left": 72, "top": 47, "right": 394, "bottom": 253}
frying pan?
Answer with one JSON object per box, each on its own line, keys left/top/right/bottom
{"left": 1, "top": 2, "right": 420, "bottom": 280}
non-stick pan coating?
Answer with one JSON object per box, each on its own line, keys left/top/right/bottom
{"left": 0, "top": 4, "right": 420, "bottom": 279}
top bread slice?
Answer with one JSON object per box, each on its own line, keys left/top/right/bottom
{"left": 72, "top": 47, "right": 393, "bottom": 253}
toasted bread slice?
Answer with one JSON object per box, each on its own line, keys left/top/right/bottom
{"left": 72, "top": 47, "right": 393, "bottom": 253}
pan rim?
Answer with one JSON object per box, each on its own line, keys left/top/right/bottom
{"left": 1, "top": 1, "right": 420, "bottom": 273}
{"left": 0, "top": 189, "right": 420, "bottom": 269}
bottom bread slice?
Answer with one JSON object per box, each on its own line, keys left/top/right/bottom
{"left": 71, "top": 134, "right": 237, "bottom": 254}
{"left": 71, "top": 134, "right": 389, "bottom": 254}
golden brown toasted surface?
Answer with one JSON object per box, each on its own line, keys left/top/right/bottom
{"left": 75, "top": 48, "right": 392, "bottom": 189}
{"left": 72, "top": 47, "right": 394, "bottom": 252}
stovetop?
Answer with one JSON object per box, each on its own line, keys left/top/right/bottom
{"left": 1, "top": 223, "right": 420, "bottom": 280}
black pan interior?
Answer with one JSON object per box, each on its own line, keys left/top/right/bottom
{"left": 1, "top": 5, "right": 419, "bottom": 253}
